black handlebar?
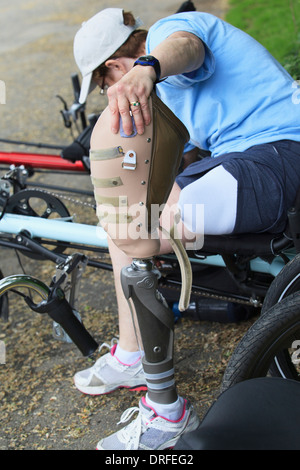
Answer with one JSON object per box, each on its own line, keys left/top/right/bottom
{"left": 71, "top": 73, "right": 81, "bottom": 103}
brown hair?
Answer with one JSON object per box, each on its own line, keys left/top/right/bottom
{"left": 92, "top": 12, "right": 147, "bottom": 82}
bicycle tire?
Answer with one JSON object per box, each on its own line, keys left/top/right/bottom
{"left": 262, "top": 253, "right": 300, "bottom": 312}
{"left": 260, "top": 253, "right": 300, "bottom": 378}
{"left": 221, "top": 291, "right": 300, "bottom": 393}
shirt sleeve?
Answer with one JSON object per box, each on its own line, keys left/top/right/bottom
{"left": 184, "top": 141, "right": 196, "bottom": 153}
{"left": 146, "top": 14, "right": 215, "bottom": 86}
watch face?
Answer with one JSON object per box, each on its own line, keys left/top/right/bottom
{"left": 138, "top": 56, "right": 156, "bottom": 65}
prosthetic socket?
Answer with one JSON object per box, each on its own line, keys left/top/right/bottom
{"left": 90, "top": 92, "right": 191, "bottom": 403}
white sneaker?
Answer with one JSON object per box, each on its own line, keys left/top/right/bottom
{"left": 74, "top": 339, "right": 146, "bottom": 395}
{"left": 96, "top": 397, "right": 200, "bottom": 450}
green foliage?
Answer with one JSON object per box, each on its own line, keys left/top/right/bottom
{"left": 283, "top": 33, "right": 300, "bottom": 79}
{"left": 226, "top": 0, "right": 300, "bottom": 79}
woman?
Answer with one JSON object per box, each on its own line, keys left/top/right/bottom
{"left": 73, "top": 7, "right": 300, "bottom": 450}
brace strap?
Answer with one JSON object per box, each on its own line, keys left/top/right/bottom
{"left": 94, "top": 194, "right": 128, "bottom": 207}
{"left": 91, "top": 176, "right": 123, "bottom": 188}
{"left": 90, "top": 147, "right": 124, "bottom": 161}
{"left": 96, "top": 212, "right": 134, "bottom": 224}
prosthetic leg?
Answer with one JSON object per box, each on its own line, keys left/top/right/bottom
{"left": 90, "top": 92, "right": 192, "bottom": 404}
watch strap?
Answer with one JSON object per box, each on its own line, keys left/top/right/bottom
{"left": 133, "top": 55, "right": 161, "bottom": 84}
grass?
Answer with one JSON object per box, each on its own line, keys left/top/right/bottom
{"left": 225, "top": 0, "right": 300, "bottom": 78}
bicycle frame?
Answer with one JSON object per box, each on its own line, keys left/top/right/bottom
{"left": 0, "top": 210, "right": 292, "bottom": 281}
{"left": 0, "top": 65, "right": 297, "bottom": 347}
{"left": 0, "top": 151, "right": 293, "bottom": 279}
{"left": 0, "top": 213, "right": 108, "bottom": 249}
{"left": 0, "top": 149, "right": 296, "bottom": 356}
{"left": 0, "top": 150, "right": 87, "bottom": 172}
{"left": 0, "top": 196, "right": 294, "bottom": 352}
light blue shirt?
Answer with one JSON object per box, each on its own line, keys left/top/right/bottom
{"left": 146, "top": 12, "right": 300, "bottom": 157}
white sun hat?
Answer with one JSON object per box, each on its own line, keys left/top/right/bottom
{"left": 73, "top": 8, "right": 143, "bottom": 103}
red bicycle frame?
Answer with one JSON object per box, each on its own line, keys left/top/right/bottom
{"left": 0, "top": 150, "right": 87, "bottom": 172}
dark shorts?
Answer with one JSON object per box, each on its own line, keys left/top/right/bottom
{"left": 176, "top": 140, "right": 300, "bottom": 234}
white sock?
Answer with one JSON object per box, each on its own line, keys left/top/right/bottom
{"left": 114, "top": 344, "right": 141, "bottom": 365}
{"left": 146, "top": 394, "right": 185, "bottom": 421}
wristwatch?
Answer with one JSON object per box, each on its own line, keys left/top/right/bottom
{"left": 133, "top": 55, "right": 161, "bottom": 84}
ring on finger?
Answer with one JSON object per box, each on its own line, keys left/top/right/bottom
{"left": 130, "top": 101, "right": 140, "bottom": 107}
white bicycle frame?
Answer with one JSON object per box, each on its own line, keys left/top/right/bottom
{"left": 0, "top": 212, "right": 292, "bottom": 278}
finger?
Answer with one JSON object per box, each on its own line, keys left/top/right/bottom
{"left": 139, "top": 96, "right": 151, "bottom": 127}
{"left": 118, "top": 94, "right": 136, "bottom": 136}
{"left": 129, "top": 98, "right": 146, "bottom": 135}
{"left": 108, "top": 94, "right": 121, "bottom": 134}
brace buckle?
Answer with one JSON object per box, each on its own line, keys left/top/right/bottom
{"left": 122, "top": 150, "right": 137, "bottom": 170}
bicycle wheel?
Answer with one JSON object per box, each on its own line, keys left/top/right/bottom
{"left": 262, "top": 253, "right": 300, "bottom": 312}
{"left": 221, "top": 291, "right": 300, "bottom": 392}
{"left": 261, "top": 253, "right": 300, "bottom": 378}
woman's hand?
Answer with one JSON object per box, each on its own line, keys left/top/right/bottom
{"left": 107, "top": 65, "right": 156, "bottom": 136}
{"left": 106, "top": 31, "right": 204, "bottom": 136}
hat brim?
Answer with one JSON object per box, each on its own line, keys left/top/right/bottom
{"left": 79, "top": 72, "right": 97, "bottom": 104}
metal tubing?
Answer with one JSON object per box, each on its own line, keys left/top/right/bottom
{"left": 0, "top": 213, "right": 108, "bottom": 248}
{"left": 0, "top": 151, "right": 86, "bottom": 172}
{"left": 0, "top": 213, "right": 292, "bottom": 276}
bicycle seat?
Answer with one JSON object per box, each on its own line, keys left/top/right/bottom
{"left": 175, "top": 377, "right": 300, "bottom": 450}
{"left": 196, "top": 231, "right": 292, "bottom": 257}
{"left": 192, "top": 184, "right": 300, "bottom": 258}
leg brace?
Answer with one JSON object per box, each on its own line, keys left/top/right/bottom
{"left": 90, "top": 92, "right": 191, "bottom": 403}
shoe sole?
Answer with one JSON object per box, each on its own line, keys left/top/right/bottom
{"left": 74, "top": 381, "right": 147, "bottom": 396}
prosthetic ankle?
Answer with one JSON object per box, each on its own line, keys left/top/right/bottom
{"left": 90, "top": 92, "right": 191, "bottom": 404}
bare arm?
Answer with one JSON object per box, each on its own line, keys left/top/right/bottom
{"left": 151, "top": 32, "right": 205, "bottom": 78}
{"left": 107, "top": 32, "right": 205, "bottom": 135}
